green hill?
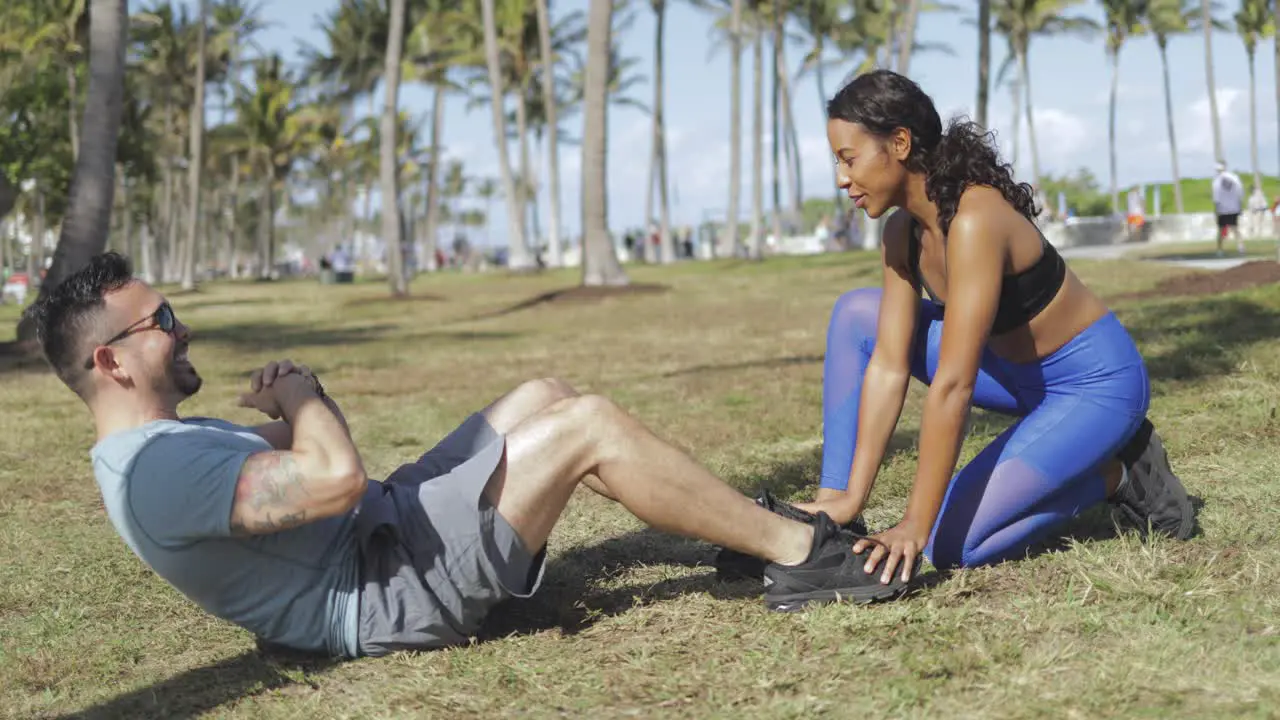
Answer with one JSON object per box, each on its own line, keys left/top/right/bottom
{"left": 1133, "top": 174, "right": 1280, "bottom": 215}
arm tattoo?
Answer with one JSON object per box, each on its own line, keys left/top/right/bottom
{"left": 230, "top": 453, "right": 314, "bottom": 536}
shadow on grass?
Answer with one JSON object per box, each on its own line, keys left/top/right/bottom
{"left": 1120, "top": 294, "right": 1280, "bottom": 384}
{"left": 0, "top": 340, "right": 50, "bottom": 378}
{"left": 452, "top": 284, "right": 671, "bottom": 325}
{"left": 661, "top": 353, "right": 824, "bottom": 379}
{"left": 170, "top": 296, "right": 279, "bottom": 313}
{"left": 194, "top": 322, "right": 402, "bottom": 351}
{"left": 52, "top": 649, "right": 341, "bottom": 720}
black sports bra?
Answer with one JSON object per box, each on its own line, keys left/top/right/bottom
{"left": 908, "top": 219, "right": 1066, "bottom": 335}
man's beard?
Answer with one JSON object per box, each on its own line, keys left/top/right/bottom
{"left": 163, "top": 356, "right": 203, "bottom": 399}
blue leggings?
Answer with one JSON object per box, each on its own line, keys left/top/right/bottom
{"left": 820, "top": 288, "right": 1150, "bottom": 570}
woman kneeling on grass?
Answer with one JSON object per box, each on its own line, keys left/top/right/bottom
{"left": 781, "top": 70, "right": 1197, "bottom": 587}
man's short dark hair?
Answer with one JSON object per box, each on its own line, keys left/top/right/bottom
{"left": 22, "top": 252, "right": 135, "bottom": 395}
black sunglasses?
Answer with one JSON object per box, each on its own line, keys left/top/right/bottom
{"left": 84, "top": 302, "right": 178, "bottom": 370}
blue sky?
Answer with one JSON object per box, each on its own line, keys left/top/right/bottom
{"left": 185, "top": 0, "right": 1278, "bottom": 244}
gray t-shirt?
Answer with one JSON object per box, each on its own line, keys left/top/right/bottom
{"left": 90, "top": 418, "right": 360, "bottom": 657}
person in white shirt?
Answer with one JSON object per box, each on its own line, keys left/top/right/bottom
{"left": 1211, "top": 162, "right": 1245, "bottom": 256}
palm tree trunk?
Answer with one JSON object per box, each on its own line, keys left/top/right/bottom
{"left": 895, "top": 0, "right": 920, "bottom": 75}
{"left": 181, "top": 0, "right": 208, "bottom": 291}
{"left": 116, "top": 163, "right": 133, "bottom": 261}
{"left": 1203, "top": 0, "right": 1224, "bottom": 164}
{"left": 725, "top": 0, "right": 743, "bottom": 259}
{"left": 18, "top": 0, "right": 127, "bottom": 342}
{"left": 423, "top": 83, "right": 446, "bottom": 271}
{"left": 750, "top": 30, "right": 764, "bottom": 259}
{"left": 229, "top": 160, "right": 241, "bottom": 278}
{"left": 515, "top": 87, "right": 534, "bottom": 259}
{"left": 1010, "top": 76, "right": 1021, "bottom": 173}
{"left": 976, "top": 0, "right": 990, "bottom": 128}
{"left": 140, "top": 218, "right": 155, "bottom": 283}
{"left": 66, "top": 65, "right": 80, "bottom": 163}
{"left": 361, "top": 96, "right": 377, "bottom": 238}
{"left": 777, "top": 47, "right": 801, "bottom": 218}
{"left": 1017, "top": 45, "right": 1041, "bottom": 190}
{"left": 480, "top": 0, "right": 533, "bottom": 271}
{"left": 1275, "top": 0, "right": 1280, "bottom": 199}
{"left": 381, "top": 0, "right": 407, "bottom": 294}
{"left": 534, "top": 0, "right": 563, "bottom": 267}
{"left": 1158, "top": 41, "right": 1185, "bottom": 214}
{"left": 653, "top": 0, "right": 674, "bottom": 264}
{"left": 815, "top": 59, "right": 842, "bottom": 216}
{"left": 29, "top": 188, "right": 44, "bottom": 284}
{"left": 643, "top": 125, "right": 656, "bottom": 261}
{"left": 769, "top": 18, "right": 782, "bottom": 256}
{"left": 580, "top": 0, "right": 628, "bottom": 286}
{"left": 259, "top": 181, "right": 273, "bottom": 278}
{"left": 1248, "top": 49, "right": 1261, "bottom": 190}
{"left": 158, "top": 97, "right": 174, "bottom": 283}
{"left": 881, "top": 4, "right": 897, "bottom": 69}
{"left": 1108, "top": 46, "right": 1120, "bottom": 215}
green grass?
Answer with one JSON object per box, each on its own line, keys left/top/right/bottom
{"left": 1124, "top": 239, "right": 1280, "bottom": 261}
{"left": 3, "top": 252, "right": 1280, "bottom": 719}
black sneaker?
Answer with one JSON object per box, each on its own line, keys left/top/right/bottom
{"left": 714, "top": 490, "right": 868, "bottom": 582}
{"left": 763, "top": 512, "right": 911, "bottom": 612}
{"left": 1110, "top": 418, "right": 1197, "bottom": 540}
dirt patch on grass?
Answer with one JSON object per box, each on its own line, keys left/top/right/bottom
{"left": 1117, "top": 260, "right": 1280, "bottom": 300}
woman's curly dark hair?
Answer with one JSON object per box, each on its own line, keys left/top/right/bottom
{"left": 826, "top": 69, "right": 1038, "bottom": 236}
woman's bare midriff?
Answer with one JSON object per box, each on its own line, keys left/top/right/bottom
{"left": 987, "top": 270, "right": 1110, "bottom": 364}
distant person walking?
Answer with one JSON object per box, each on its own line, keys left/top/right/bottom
{"left": 1211, "top": 162, "right": 1245, "bottom": 256}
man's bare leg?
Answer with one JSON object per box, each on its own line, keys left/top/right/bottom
{"left": 478, "top": 378, "right": 615, "bottom": 500}
{"left": 482, "top": 394, "right": 814, "bottom": 566}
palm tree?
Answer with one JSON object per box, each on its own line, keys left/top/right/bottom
{"left": 794, "top": 0, "right": 885, "bottom": 213}
{"left": 0, "top": 1, "right": 89, "bottom": 163}
{"left": 750, "top": 9, "right": 764, "bottom": 259}
{"left": 228, "top": 55, "right": 316, "bottom": 278}
{"left": 977, "top": 0, "right": 992, "bottom": 128}
{"left": 1203, "top": 0, "right": 1225, "bottom": 164}
{"left": 643, "top": 0, "right": 675, "bottom": 264}
{"left": 180, "top": 0, "right": 209, "bottom": 291}
{"left": 1146, "top": 0, "right": 1204, "bottom": 214}
{"left": 534, "top": 0, "right": 565, "bottom": 267}
{"left": 727, "top": 0, "right": 743, "bottom": 258}
{"left": 479, "top": 0, "right": 534, "bottom": 270}
{"left": 381, "top": 0, "right": 408, "bottom": 295}
{"left": 1102, "top": 1, "right": 1147, "bottom": 215}
{"left": 211, "top": 0, "right": 268, "bottom": 277}
{"left": 18, "top": 0, "right": 128, "bottom": 342}
{"left": 580, "top": 0, "right": 628, "bottom": 286}
{"left": 992, "top": 0, "right": 1099, "bottom": 190}
{"left": 896, "top": 0, "right": 923, "bottom": 74}
{"left": 1235, "top": 0, "right": 1270, "bottom": 191}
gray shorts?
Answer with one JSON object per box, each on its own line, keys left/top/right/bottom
{"left": 353, "top": 413, "right": 547, "bottom": 657}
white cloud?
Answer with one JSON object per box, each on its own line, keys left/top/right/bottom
{"left": 1183, "top": 87, "right": 1246, "bottom": 156}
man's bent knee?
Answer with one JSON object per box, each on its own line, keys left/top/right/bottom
{"left": 517, "top": 377, "right": 580, "bottom": 405}
{"left": 540, "top": 394, "right": 627, "bottom": 461}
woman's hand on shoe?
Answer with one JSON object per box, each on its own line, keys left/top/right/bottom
{"left": 853, "top": 520, "right": 928, "bottom": 584}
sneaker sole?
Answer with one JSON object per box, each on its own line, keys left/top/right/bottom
{"left": 765, "top": 582, "right": 907, "bottom": 612}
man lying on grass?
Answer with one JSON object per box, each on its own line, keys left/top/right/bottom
{"left": 25, "top": 252, "right": 901, "bottom": 659}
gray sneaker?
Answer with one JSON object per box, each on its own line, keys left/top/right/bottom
{"left": 1111, "top": 419, "right": 1197, "bottom": 540}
